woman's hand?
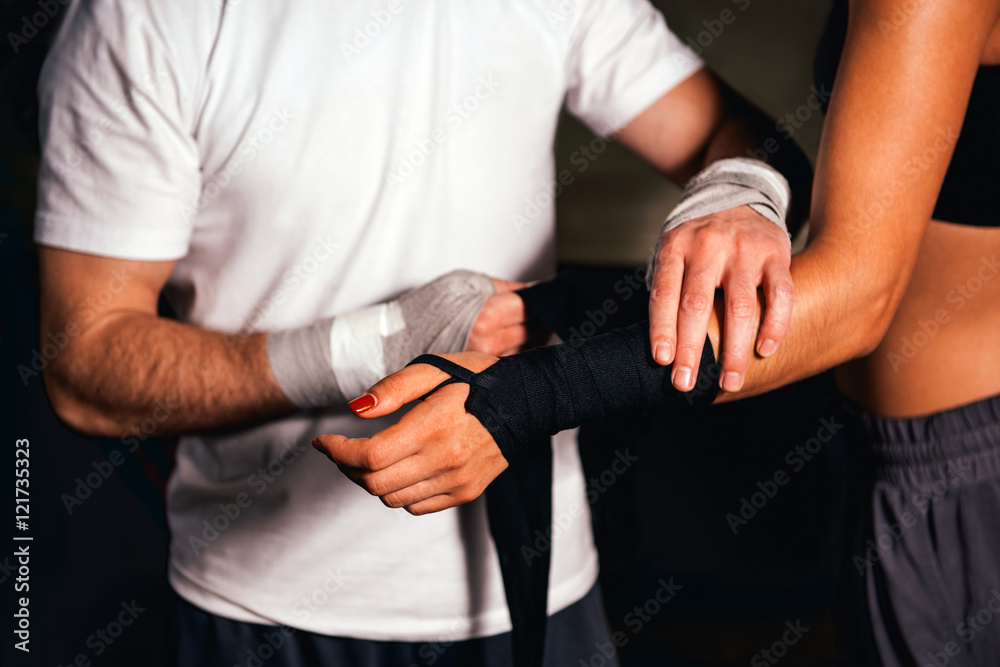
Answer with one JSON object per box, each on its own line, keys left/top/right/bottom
{"left": 313, "top": 352, "right": 507, "bottom": 515}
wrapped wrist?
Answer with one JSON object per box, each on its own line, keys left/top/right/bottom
{"left": 267, "top": 270, "right": 495, "bottom": 409}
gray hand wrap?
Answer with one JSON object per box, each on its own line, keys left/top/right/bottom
{"left": 266, "top": 270, "right": 496, "bottom": 409}
{"left": 646, "top": 158, "right": 792, "bottom": 288}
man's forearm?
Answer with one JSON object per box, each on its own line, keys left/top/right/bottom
{"left": 43, "top": 265, "right": 504, "bottom": 438}
{"left": 45, "top": 312, "right": 293, "bottom": 438}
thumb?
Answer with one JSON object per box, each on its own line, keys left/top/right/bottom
{"left": 347, "top": 363, "right": 451, "bottom": 418}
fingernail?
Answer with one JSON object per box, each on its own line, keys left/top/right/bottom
{"left": 348, "top": 394, "right": 377, "bottom": 415}
{"left": 758, "top": 338, "right": 777, "bottom": 357}
{"left": 722, "top": 372, "right": 743, "bottom": 392}
{"left": 311, "top": 438, "right": 322, "bottom": 450}
{"left": 672, "top": 366, "right": 693, "bottom": 391}
{"left": 654, "top": 342, "right": 673, "bottom": 365}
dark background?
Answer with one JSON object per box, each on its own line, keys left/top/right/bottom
{"left": 1, "top": 1, "right": 849, "bottom": 665}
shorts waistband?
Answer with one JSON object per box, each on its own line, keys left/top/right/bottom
{"left": 841, "top": 393, "right": 1000, "bottom": 487}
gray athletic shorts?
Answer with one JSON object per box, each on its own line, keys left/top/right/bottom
{"left": 835, "top": 393, "right": 1000, "bottom": 667}
{"left": 175, "top": 583, "right": 618, "bottom": 667}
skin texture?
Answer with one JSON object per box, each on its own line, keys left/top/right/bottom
{"left": 318, "top": 353, "right": 505, "bottom": 516}
{"left": 41, "top": 65, "right": 801, "bottom": 439}
{"left": 316, "top": 0, "right": 1000, "bottom": 514}
{"left": 39, "top": 249, "right": 294, "bottom": 437}
{"left": 646, "top": 206, "right": 792, "bottom": 393}
{"left": 465, "top": 280, "right": 533, "bottom": 357}
{"left": 38, "top": 246, "right": 525, "bottom": 438}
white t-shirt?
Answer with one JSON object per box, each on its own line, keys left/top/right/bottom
{"left": 35, "top": 0, "right": 702, "bottom": 642}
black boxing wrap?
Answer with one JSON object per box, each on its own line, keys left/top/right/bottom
{"left": 516, "top": 268, "right": 651, "bottom": 342}
{"left": 408, "top": 321, "right": 719, "bottom": 462}
{"left": 406, "top": 270, "right": 719, "bottom": 667}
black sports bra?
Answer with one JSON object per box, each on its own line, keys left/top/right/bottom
{"left": 815, "top": 0, "right": 1000, "bottom": 228}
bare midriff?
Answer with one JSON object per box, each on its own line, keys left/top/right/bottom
{"left": 837, "top": 220, "right": 1000, "bottom": 417}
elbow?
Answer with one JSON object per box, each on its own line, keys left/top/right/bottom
{"left": 850, "top": 285, "right": 902, "bottom": 359}
{"left": 42, "top": 367, "right": 122, "bottom": 438}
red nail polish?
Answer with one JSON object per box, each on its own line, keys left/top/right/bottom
{"left": 348, "top": 394, "right": 377, "bottom": 415}
{"left": 311, "top": 438, "right": 321, "bottom": 448}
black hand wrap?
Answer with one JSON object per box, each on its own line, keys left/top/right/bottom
{"left": 517, "top": 268, "right": 651, "bottom": 343}
{"left": 409, "top": 322, "right": 719, "bottom": 462}
{"left": 405, "top": 269, "right": 719, "bottom": 667}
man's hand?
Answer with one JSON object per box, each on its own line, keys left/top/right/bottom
{"left": 466, "top": 279, "right": 537, "bottom": 356}
{"left": 612, "top": 67, "right": 807, "bottom": 395}
{"left": 313, "top": 352, "right": 506, "bottom": 515}
{"left": 648, "top": 205, "right": 793, "bottom": 393}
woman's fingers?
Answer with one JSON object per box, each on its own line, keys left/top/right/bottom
{"left": 316, "top": 373, "right": 506, "bottom": 516}
{"left": 402, "top": 494, "right": 467, "bottom": 516}
{"left": 346, "top": 363, "right": 450, "bottom": 419}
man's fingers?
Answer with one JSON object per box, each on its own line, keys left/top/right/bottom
{"left": 648, "top": 247, "right": 685, "bottom": 366}
{"left": 467, "top": 291, "right": 530, "bottom": 353}
{"left": 484, "top": 292, "right": 528, "bottom": 325}
{"left": 757, "top": 262, "right": 794, "bottom": 357}
{"left": 671, "top": 265, "right": 720, "bottom": 391}
{"left": 493, "top": 324, "right": 532, "bottom": 356}
{"left": 719, "top": 269, "right": 760, "bottom": 392}
{"left": 649, "top": 206, "right": 793, "bottom": 388}
{"left": 490, "top": 277, "right": 527, "bottom": 294}
{"left": 347, "top": 364, "right": 451, "bottom": 419}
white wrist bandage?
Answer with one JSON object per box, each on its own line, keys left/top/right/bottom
{"left": 647, "top": 158, "right": 792, "bottom": 287}
{"left": 267, "top": 270, "right": 496, "bottom": 409}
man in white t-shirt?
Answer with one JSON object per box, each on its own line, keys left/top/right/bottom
{"left": 35, "top": 0, "right": 805, "bottom": 665}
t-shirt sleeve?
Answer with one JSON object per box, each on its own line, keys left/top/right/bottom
{"left": 564, "top": 0, "right": 705, "bottom": 136}
{"left": 34, "top": 0, "right": 204, "bottom": 261}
